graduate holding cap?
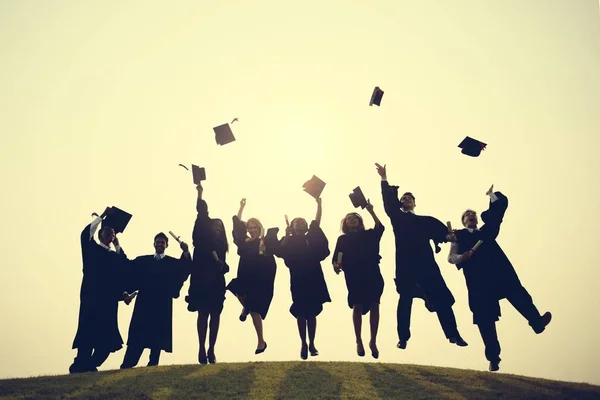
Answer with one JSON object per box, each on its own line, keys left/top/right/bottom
{"left": 375, "top": 163, "right": 468, "bottom": 351}
{"left": 226, "top": 198, "right": 277, "bottom": 356}
{"left": 332, "top": 188, "right": 385, "bottom": 359}
{"left": 448, "top": 185, "right": 552, "bottom": 372}
{"left": 70, "top": 206, "right": 135, "bottom": 374}
{"left": 272, "top": 185, "right": 331, "bottom": 361}
{"left": 185, "top": 183, "right": 230, "bottom": 365}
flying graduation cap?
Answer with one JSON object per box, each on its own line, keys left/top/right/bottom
{"left": 102, "top": 206, "right": 133, "bottom": 234}
{"left": 191, "top": 164, "right": 206, "bottom": 184}
{"left": 213, "top": 123, "right": 236, "bottom": 146}
{"left": 369, "top": 87, "right": 384, "bottom": 106}
{"left": 458, "top": 136, "right": 487, "bottom": 157}
{"left": 303, "top": 175, "right": 326, "bottom": 199}
{"left": 349, "top": 186, "right": 368, "bottom": 209}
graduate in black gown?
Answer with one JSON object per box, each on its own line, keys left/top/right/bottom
{"left": 185, "top": 183, "right": 230, "bottom": 364}
{"left": 375, "top": 163, "right": 468, "bottom": 350}
{"left": 273, "top": 197, "right": 331, "bottom": 360}
{"left": 448, "top": 185, "right": 552, "bottom": 372}
{"left": 226, "top": 198, "right": 277, "bottom": 355}
{"left": 333, "top": 200, "right": 385, "bottom": 359}
{"left": 70, "top": 207, "right": 133, "bottom": 374}
{"left": 120, "top": 232, "right": 192, "bottom": 369}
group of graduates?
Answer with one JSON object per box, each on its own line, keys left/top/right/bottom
{"left": 69, "top": 163, "right": 552, "bottom": 375}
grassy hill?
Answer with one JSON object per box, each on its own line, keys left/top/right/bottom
{"left": 1, "top": 362, "right": 599, "bottom": 400}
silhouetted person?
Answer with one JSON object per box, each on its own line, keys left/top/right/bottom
{"left": 375, "top": 163, "right": 468, "bottom": 350}
{"left": 70, "top": 207, "right": 132, "bottom": 373}
{"left": 448, "top": 185, "right": 552, "bottom": 372}
{"left": 227, "top": 198, "right": 277, "bottom": 355}
{"left": 333, "top": 201, "right": 385, "bottom": 359}
{"left": 185, "top": 184, "right": 229, "bottom": 364}
{"left": 120, "top": 232, "right": 191, "bottom": 369}
{"left": 274, "top": 197, "right": 331, "bottom": 360}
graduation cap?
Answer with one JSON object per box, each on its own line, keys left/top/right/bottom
{"left": 102, "top": 206, "right": 132, "bottom": 234}
{"left": 302, "top": 175, "right": 326, "bottom": 199}
{"left": 213, "top": 123, "right": 236, "bottom": 146}
{"left": 191, "top": 164, "right": 206, "bottom": 184}
{"left": 349, "top": 186, "right": 368, "bottom": 209}
{"left": 458, "top": 136, "right": 487, "bottom": 157}
{"left": 369, "top": 87, "right": 384, "bottom": 106}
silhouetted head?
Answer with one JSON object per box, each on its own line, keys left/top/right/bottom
{"left": 341, "top": 212, "right": 364, "bottom": 234}
{"left": 461, "top": 209, "right": 478, "bottom": 229}
{"left": 400, "top": 192, "right": 416, "bottom": 211}
{"left": 290, "top": 218, "right": 308, "bottom": 236}
{"left": 99, "top": 226, "right": 115, "bottom": 246}
{"left": 246, "top": 218, "right": 264, "bottom": 240}
{"left": 154, "top": 232, "right": 169, "bottom": 254}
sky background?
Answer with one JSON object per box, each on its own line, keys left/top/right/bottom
{"left": 1, "top": 0, "right": 599, "bottom": 386}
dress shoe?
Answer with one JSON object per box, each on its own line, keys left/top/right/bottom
{"left": 489, "top": 360, "right": 500, "bottom": 372}
{"left": 397, "top": 340, "right": 408, "bottom": 349}
{"left": 357, "top": 342, "right": 365, "bottom": 357}
{"left": 300, "top": 344, "right": 308, "bottom": 360}
{"left": 532, "top": 312, "right": 552, "bottom": 334}
{"left": 255, "top": 342, "right": 267, "bottom": 355}
{"left": 207, "top": 349, "right": 217, "bottom": 364}
{"left": 369, "top": 342, "right": 379, "bottom": 359}
{"left": 449, "top": 336, "right": 469, "bottom": 347}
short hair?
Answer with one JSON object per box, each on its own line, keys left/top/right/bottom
{"left": 340, "top": 212, "right": 365, "bottom": 234}
{"left": 290, "top": 217, "right": 308, "bottom": 235}
{"left": 154, "top": 232, "right": 169, "bottom": 244}
{"left": 461, "top": 209, "right": 477, "bottom": 226}
{"left": 98, "top": 226, "right": 114, "bottom": 240}
{"left": 401, "top": 192, "right": 415, "bottom": 201}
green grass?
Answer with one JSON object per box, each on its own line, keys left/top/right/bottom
{"left": 1, "top": 362, "right": 599, "bottom": 400}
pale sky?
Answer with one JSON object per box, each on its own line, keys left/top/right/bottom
{"left": 1, "top": 0, "right": 599, "bottom": 386}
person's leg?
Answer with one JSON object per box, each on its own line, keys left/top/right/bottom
{"left": 477, "top": 321, "right": 501, "bottom": 371}
{"left": 237, "top": 294, "right": 249, "bottom": 321}
{"left": 69, "top": 347, "right": 92, "bottom": 374}
{"left": 506, "top": 285, "right": 551, "bottom": 333}
{"left": 352, "top": 304, "right": 365, "bottom": 356}
{"left": 397, "top": 295, "right": 413, "bottom": 348}
{"left": 437, "top": 306, "right": 468, "bottom": 346}
{"left": 148, "top": 348, "right": 161, "bottom": 366}
{"left": 369, "top": 303, "right": 380, "bottom": 358}
{"left": 197, "top": 312, "right": 209, "bottom": 364}
{"left": 90, "top": 348, "right": 111, "bottom": 369}
{"left": 120, "top": 346, "right": 144, "bottom": 369}
{"left": 207, "top": 312, "right": 221, "bottom": 364}
{"left": 251, "top": 312, "right": 267, "bottom": 353}
{"left": 307, "top": 316, "right": 319, "bottom": 356}
{"left": 297, "top": 317, "right": 308, "bottom": 360}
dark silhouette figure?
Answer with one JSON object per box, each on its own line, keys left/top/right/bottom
{"left": 70, "top": 207, "right": 133, "bottom": 374}
{"left": 273, "top": 197, "right": 331, "bottom": 360}
{"left": 333, "top": 202, "right": 385, "bottom": 359}
{"left": 226, "top": 198, "right": 277, "bottom": 355}
{"left": 375, "top": 163, "right": 468, "bottom": 350}
{"left": 185, "top": 184, "right": 230, "bottom": 365}
{"left": 120, "top": 232, "right": 191, "bottom": 369}
{"left": 448, "top": 185, "right": 552, "bottom": 372}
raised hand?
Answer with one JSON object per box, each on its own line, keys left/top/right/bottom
{"left": 240, "top": 198, "right": 246, "bottom": 207}
{"left": 180, "top": 241, "right": 189, "bottom": 253}
{"left": 112, "top": 235, "right": 120, "bottom": 247}
{"left": 486, "top": 184, "right": 494, "bottom": 196}
{"left": 375, "top": 163, "right": 387, "bottom": 179}
{"left": 366, "top": 199, "right": 374, "bottom": 212}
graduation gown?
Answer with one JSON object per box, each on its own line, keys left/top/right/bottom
{"left": 226, "top": 216, "right": 277, "bottom": 319}
{"left": 73, "top": 222, "right": 131, "bottom": 352}
{"left": 186, "top": 198, "right": 229, "bottom": 314}
{"left": 332, "top": 225, "right": 385, "bottom": 314}
{"left": 126, "top": 254, "right": 190, "bottom": 352}
{"left": 454, "top": 191, "right": 522, "bottom": 324}
{"left": 274, "top": 221, "right": 331, "bottom": 318}
{"left": 381, "top": 181, "right": 455, "bottom": 312}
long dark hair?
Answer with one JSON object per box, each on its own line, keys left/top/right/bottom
{"left": 340, "top": 212, "right": 365, "bottom": 234}
{"left": 211, "top": 218, "right": 229, "bottom": 253}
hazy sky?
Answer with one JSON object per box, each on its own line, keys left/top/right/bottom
{"left": 1, "top": 0, "right": 599, "bottom": 386}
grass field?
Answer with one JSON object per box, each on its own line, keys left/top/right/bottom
{"left": 1, "top": 361, "right": 599, "bottom": 400}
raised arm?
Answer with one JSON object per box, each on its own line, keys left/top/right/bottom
{"left": 376, "top": 163, "right": 402, "bottom": 220}
{"left": 231, "top": 215, "right": 247, "bottom": 246}
{"left": 315, "top": 198, "right": 322, "bottom": 226}
{"left": 237, "top": 198, "right": 246, "bottom": 220}
{"left": 479, "top": 185, "right": 509, "bottom": 241}
{"left": 366, "top": 200, "right": 383, "bottom": 229}
{"left": 193, "top": 184, "right": 213, "bottom": 246}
